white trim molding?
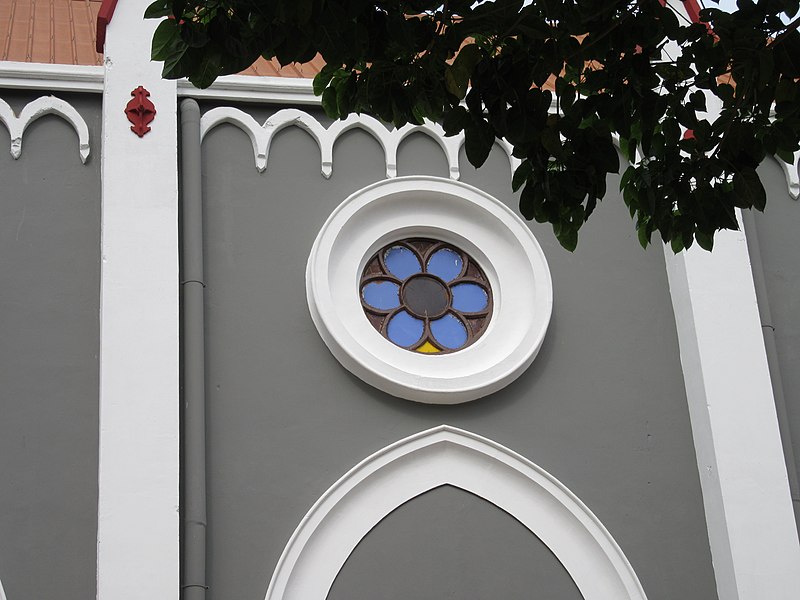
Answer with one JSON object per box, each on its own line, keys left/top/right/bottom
{"left": 0, "top": 96, "right": 90, "bottom": 163}
{"left": 0, "top": 62, "right": 104, "bottom": 94}
{"left": 306, "top": 176, "right": 552, "bottom": 404}
{"left": 200, "top": 106, "right": 519, "bottom": 180}
{"left": 0, "top": 577, "right": 7, "bottom": 600}
{"left": 776, "top": 151, "right": 799, "bottom": 200}
{"left": 178, "top": 75, "right": 319, "bottom": 105}
{"left": 266, "top": 425, "right": 648, "bottom": 600}
{"left": 664, "top": 215, "right": 800, "bottom": 600}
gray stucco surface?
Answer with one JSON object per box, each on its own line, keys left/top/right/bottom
{"left": 199, "top": 103, "right": 717, "bottom": 600}
{"left": 327, "top": 485, "right": 584, "bottom": 599}
{"left": 751, "top": 157, "right": 800, "bottom": 530}
{"left": 0, "top": 91, "right": 100, "bottom": 600}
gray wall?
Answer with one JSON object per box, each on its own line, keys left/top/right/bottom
{"left": 328, "top": 485, "right": 583, "bottom": 600}
{"left": 0, "top": 91, "right": 100, "bottom": 600}
{"left": 199, "top": 103, "right": 717, "bottom": 600}
{"left": 751, "top": 157, "right": 800, "bottom": 529}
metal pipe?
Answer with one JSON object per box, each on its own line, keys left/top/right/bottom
{"left": 741, "top": 209, "right": 800, "bottom": 514}
{"left": 180, "top": 98, "right": 207, "bottom": 600}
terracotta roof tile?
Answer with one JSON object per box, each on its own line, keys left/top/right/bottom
{"left": 240, "top": 55, "right": 323, "bottom": 79}
{"left": 1, "top": 0, "right": 102, "bottom": 65}
{"left": 0, "top": 0, "right": 320, "bottom": 77}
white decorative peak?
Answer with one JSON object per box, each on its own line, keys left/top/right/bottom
{"left": 0, "top": 96, "right": 90, "bottom": 164}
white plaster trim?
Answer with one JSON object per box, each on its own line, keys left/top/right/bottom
{"left": 0, "top": 95, "right": 90, "bottom": 163}
{"left": 266, "top": 425, "right": 647, "bottom": 600}
{"left": 178, "top": 75, "right": 318, "bottom": 104}
{"left": 0, "top": 577, "right": 7, "bottom": 600}
{"left": 200, "top": 106, "right": 519, "bottom": 180}
{"left": 664, "top": 215, "right": 800, "bottom": 600}
{"left": 775, "top": 151, "right": 799, "bottom": 200}
{"left": 96, "top": 2, "right": 180, "bottom": 600}
{"left": 0, "top": 62, "right": 104, "bottom": 93}
{"left": 306, "top": 176, "right": 552, "bottom": 404}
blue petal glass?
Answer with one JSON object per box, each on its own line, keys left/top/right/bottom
{"left": 362, "top": 281, "right": 400, "bottom": 311}
{"left": 426, "top": 248, "right": 463, "bottom": 282}
{"left": 430, "top": 314, "right": 468, "bottom": 350}
{"left": 384, "top": 246, "right": 421, "bottom": 279}
{"left": 451, "top": 283, "right": 488, "bottom": 313}
{"left": 387, "top": 311, "right": 424, "bottom": 347}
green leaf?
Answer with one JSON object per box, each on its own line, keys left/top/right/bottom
{"left": 464, "top": 119, "right": 495, "bottom": 168}
{"left": 638, "top": 224, "right": 651, "bottom": 249}
{"left": 161, "top": 45, "right": 191, "bottom": 80}
{"left": 312, "top": 68, "right": 335, "bottom": 97}
{"left": 442, "top": 107, "right": 470, "bottom": 136}
{"left": 189, "top": 52, "right": 222, "bottom": 89}
{"left": 444, "top": 44, "right": 482, "bottom": 100}
{"left": 144, "top": 0, "right": 171, "bottom": 19}
{"left": 295, "top": 0, "right": 313, "bottom": 24}
{"left": 519, "top": 184, "right": 536, "bottom": 220}
{"left": 595, "top": 137, "right": 620, "bottom": 173}
{"left": 540, "top": 125, "right": 562, "bottom": 158}
{"left": 619, "top": 165, "right": 635, "bottom": 192}
{"left": 733, "top": 168, "right": 767, "bottom": 211}
{"left": 775, "top": 147, "right": 795, "bottom": 164}
{"left": 512, "top": 161, "right": 532, "bottom": 193}
{"left": 321, "top": 87, "right": 338, "bottom": 118}
{"left": 696, "top": 230, "right": 714, "bottom": 251}
{"left": 556, "top": 226, "right": 578, "bottom": 252}
{"left": 151, "top": 19, "right": 181, "bottom": 61}
{"left": 775, "top": 31, "right": 800, "bottom": 78}
{"left": 689, "top": 90, "right": 706, "bottom": 111}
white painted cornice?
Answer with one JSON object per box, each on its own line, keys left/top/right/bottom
{"left": 0, "top": 62, "right": 104, "bottom": 93}
{"left": 0, "top": 95, "right": 90, "bottom": 163}
{"left": 178, "top": 75, "right": 318, "bottom": 104}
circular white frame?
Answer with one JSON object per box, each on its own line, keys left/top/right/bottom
{"left": 306, "top": 176, "right": 553, "bottom": 404}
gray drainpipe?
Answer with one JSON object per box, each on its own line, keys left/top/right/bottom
{"left": 741, "top": 209, "right": 800, "bottom": 516}
{"left": 180, "top": 98, "right": 207, "bottom": 600}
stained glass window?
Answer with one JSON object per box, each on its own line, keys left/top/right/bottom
{"left": 360, "top": 238, "right": 493, "bottom": 354}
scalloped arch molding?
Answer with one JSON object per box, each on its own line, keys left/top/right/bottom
{"left": 266, "top": 425, "right": 648, "bottom": 600}
{"left": 200, "top": 107, "right": 799, "bottom": 200}
{"left": 0, "top": 96, "right": 90, "bottom": 163}
{"left": 200, "top": 106, "right": 520, "bottom": 180}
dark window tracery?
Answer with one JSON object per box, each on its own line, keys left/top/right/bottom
{"left": 360, "top": 238, "right": 493, "bottom": 354}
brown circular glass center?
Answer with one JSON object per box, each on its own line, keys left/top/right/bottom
{"left": 402, "top": 275, "right": 449, "bottom": 318}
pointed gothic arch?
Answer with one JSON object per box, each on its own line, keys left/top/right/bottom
{"left": 266, "top": 425, "right": 647, "bottom": 600}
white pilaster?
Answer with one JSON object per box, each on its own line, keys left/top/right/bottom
{"left": 665, "top": 217, "right": 800, "bottom": 599}
{"left": 97, "top": 2, "right": 180, "bottom": 599}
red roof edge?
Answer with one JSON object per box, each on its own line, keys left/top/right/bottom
{"left": 682, "top": 0, "right": 704, "bottom": 24}
{"left": 96, "top": 0, "right": 120, "bottom": 54}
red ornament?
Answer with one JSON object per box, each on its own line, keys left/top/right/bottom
{"left": 125, "top": 86, "right": 156, "bottom": 137}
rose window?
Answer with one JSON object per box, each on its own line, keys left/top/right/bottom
{"left": 360, "top": 238, "right": 493, "bottom": 353}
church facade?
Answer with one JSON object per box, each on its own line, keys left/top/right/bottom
{"left": 1, "top": 1, "right": 799, "bottom": 599}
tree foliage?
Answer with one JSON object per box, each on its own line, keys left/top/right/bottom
{"left": 148, "top": 0, "right": 800, "bottom": 251}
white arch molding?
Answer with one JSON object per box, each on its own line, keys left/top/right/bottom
{"left": 0, "top": 576, "right": 7, "bottom": 600}
{"left": 0, "top": 96, "right": 91, "bottom": 163}
{"left": 199, "top": 106, "right": 521, "bottom": 179}
{"left": 266, "top": 426, "right": 648, "bottom": 600}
